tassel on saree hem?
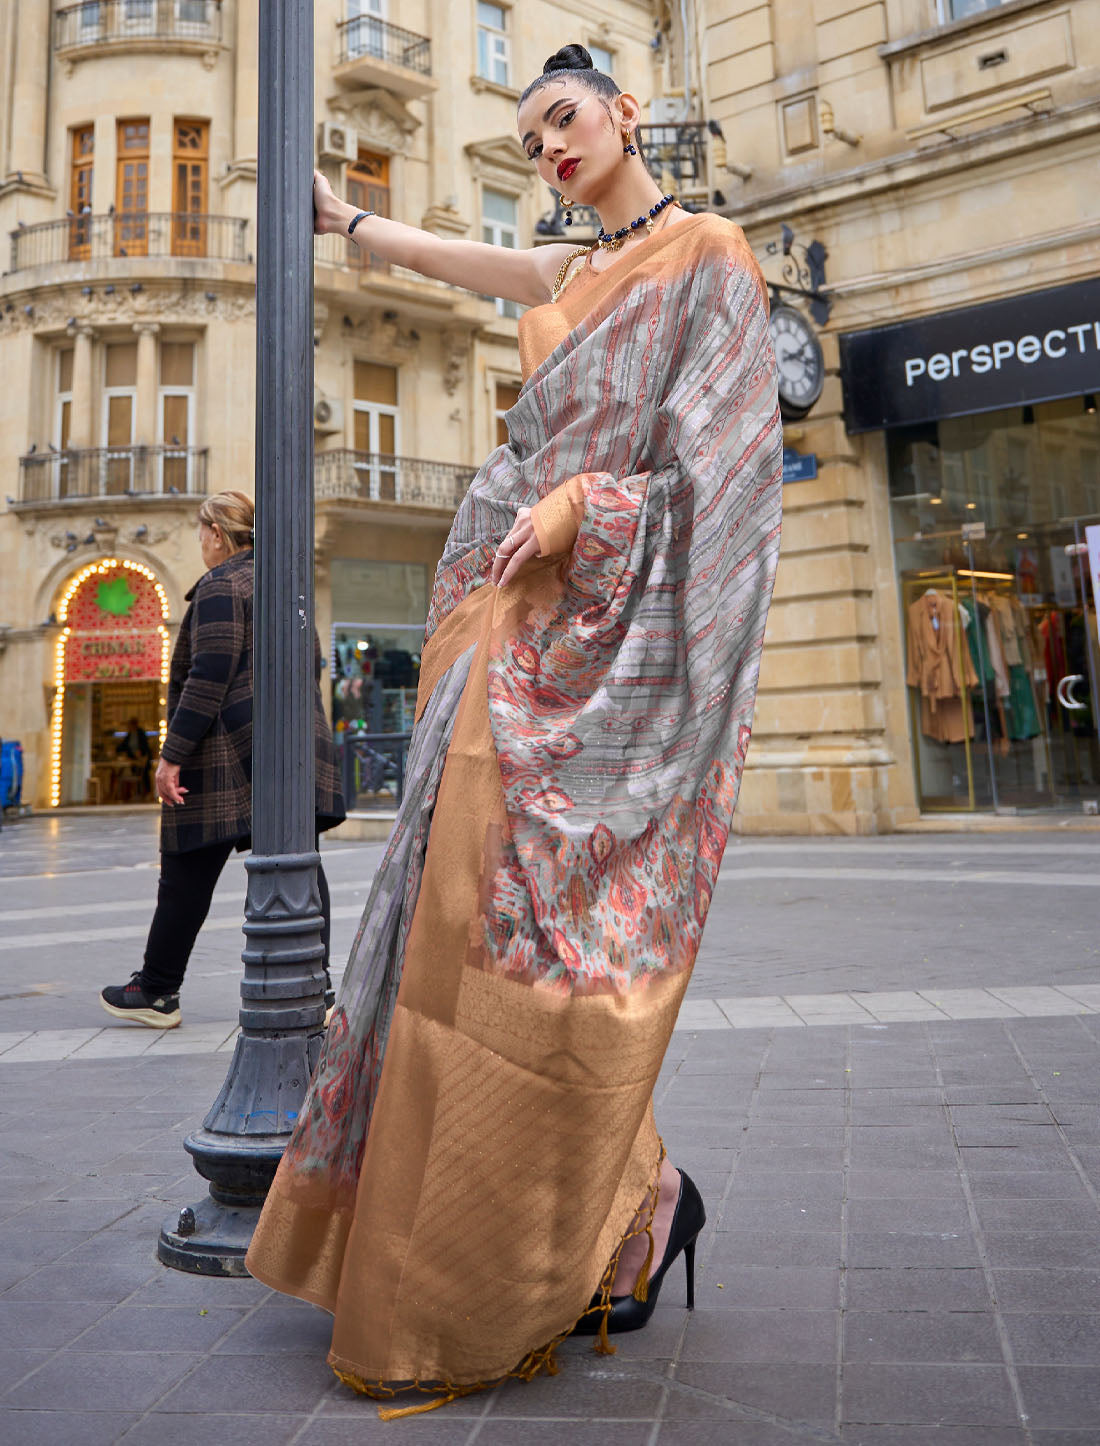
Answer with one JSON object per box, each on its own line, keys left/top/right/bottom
{"left": 577, "top": 1140, "right": 665, "bottom": 1354}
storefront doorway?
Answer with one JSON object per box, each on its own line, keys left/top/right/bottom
{"left": 889, "top": 402, "right": 1100, "bottom": 813}
{"left": 50, "top": 558, "right": 170, "bottom": 807}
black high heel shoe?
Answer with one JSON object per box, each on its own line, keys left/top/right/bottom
{"left": 573, "top": 1168, "right": 706, "bottom": 1336}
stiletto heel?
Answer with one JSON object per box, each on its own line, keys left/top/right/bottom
{"left": 573, "top": 1168, "right": 706, "bottom": 1337}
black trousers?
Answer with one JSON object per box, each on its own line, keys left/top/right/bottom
{"left": 141, "top": 838, "right": 331, "bottom": 997}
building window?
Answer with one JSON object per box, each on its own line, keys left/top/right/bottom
{"left": 482, "top": 187, "right": 521, "bottom": 320}
{"left": 69, "top": 126, "right": 94, "bottom": 259}
{"left": 103, "top": 341, "right": 139, "bottom": 493}
{"left": 159, "top": 341, "right": 196, "bottom": 492}
{"left": 940, "top": 0, "right": 1006, "bottom": 19}
{"left": 116, "top": 118, "right": 150, "bottom": 258}
{"left": 494, "top": 380, "right": 521, "bottom": 447}
{"left": 588, "top": 43, "right": 614, "bottom": 75}
{"left": 477, "top": 2, "right": 510, "bottom": 88}
{"left": 345, "top": 0, "right": 385, "bottom": 60}
{"left": 56, "top": 348, "right": 75, "bottom": 496}
{"left": 346, "top": 149, "right": 390, "bottom": 270}
{"left": 353, "top": 361, "right": 399, "bottom": 499}
{"left": 172, "top": 119, "right": 209, "bottom": 256}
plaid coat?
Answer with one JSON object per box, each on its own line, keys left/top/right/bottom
{"left": 159, "top": 549, "right": 345, "bottom": 853}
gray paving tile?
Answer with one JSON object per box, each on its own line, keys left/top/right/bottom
{"left": 1015, "top": 1366, "right": 1100, "bottom": 1429}
{"left": 695, "top": 1266, "right": 840, "bottom": 1310}
{"left": 845, "top": 1232, "right": 981, "bottom": 1269}
{"left": 210, "top": 1302, "right": 333, "bottom": 1354}
{"left": 1, "top": 1259, "right": 160, "bottom": 1302}
{"left": 0, "top": 1299, "right": 112, "bottom": 1350}
{"left": 124, "top": 1270, "right": 272, "bottom": 1307}
{"left": 965, "top": 1172, "right": 1092, "bottom": 1200}
{"left": 487, "top": 1367, "right": 664, "bottom": 1419}
{"left": 992, "top": 1270, "right": 1100, "bottom": 1312}
{"left": 155, "top": 1349, "right": 337, "bottom": 1414}
{"left": 841, "top": 1362, "right": 1018, "bottom": 1427}
{"left": 845, "top": 1270, "right": 993, "bottom": 1313}
{"left": 840, "top": 1429, "right": 1026, "bottom": 1445}
{"left": 0, "top": 1410, "right": 141, "bottom": 1445}
{"left": 970, "top": 1198, "right": 1100, "bottom": 1232}
{"left": 846, "top": 1171, "right": 965, "bottom": 1200}
{"left": 1002, "top": 1313, "right": 1100, "bottom": 1365}
{"left": 672, "top": 1361, "right": 837, "bottom": 1425}
{"left": 478, "top": 1425, "right": 652, "bottom": 1444}
{"left": 658, "top": 1425, "right": 827, "bottom": 1446}
{"left": 681, "top": 1307, "right": 837, "bottom": 1363}
{"left": 707, "top": 1230, "right": 843, "bottom": 1268}
{"left": 119, "top": 1413, "right": 312, "bottom": 1446}
{"left": 843, "top": 1311, "right": 1001, "bottom": 1364}
{"left": 845, "top": 1200, "right": 973, "bottom": 1234}
{"left": 716, "top": 1198, "right": 844, "bottom": 1233}
{"left": 69, "top": 1303, "right": 250, "bottom": 1353}
{"left": 727, "top": 1170, "right": 845, "bottom": 1198}
{"left": 4, "top": 1349, "right": 204, "bottom": 1412}
{"left": 981, "top": 1231, "right": 1100, "bottom": 1269}
{"left": 6, "top": 1197, "right": 136, "bottom": 1232}
{"left": 0, "top": 1348, "right": 53, "bottom": 1393}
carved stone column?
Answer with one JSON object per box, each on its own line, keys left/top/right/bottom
{"left": 69, "top": 325, "right": 97, "bottom": 449}
{"left": 133, "top": 323, "right": 160, "bottom": 447}
{"left": 4, "top": 0, "right": 51, "bottom": 189}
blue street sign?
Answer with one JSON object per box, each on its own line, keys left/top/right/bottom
{"left": 782, "top": 448, "right": 818, "bottom": 483}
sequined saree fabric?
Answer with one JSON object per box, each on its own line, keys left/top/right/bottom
{"left": 245, "top": 213, "right": 783, "bottom": 1399}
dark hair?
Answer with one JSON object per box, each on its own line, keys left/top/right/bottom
{"left": 519, "top": 43, "right": 621, "bottom": 108}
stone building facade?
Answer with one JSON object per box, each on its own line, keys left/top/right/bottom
{"left": 0, "top": 0, "right": 656, "bottom": 812}
{"left": 659, "top": 0, "right": 1100, "bottom": 829}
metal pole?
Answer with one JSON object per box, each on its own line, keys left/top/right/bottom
{"left": 159, "top": 0, "right": 321, "bottom": 1274}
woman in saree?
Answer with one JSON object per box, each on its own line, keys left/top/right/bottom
{"left": 245, "top": 43, "right": 783, "bottom": 1415}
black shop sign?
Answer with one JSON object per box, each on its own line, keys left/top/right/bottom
{"left": 839, "top": 277, "right": 1100, "bottom": 433}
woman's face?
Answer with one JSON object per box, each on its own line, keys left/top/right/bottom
{"left": 517, "top": 81, "right": 628, "bottom": 201}
{"left": 198, "top": 519, "right": 224, "bottom": 571}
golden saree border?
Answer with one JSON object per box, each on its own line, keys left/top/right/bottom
{"left": 257, "top": 556, "right": 687, "bottom": 1402}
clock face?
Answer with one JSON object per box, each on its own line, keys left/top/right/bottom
{"left": 769, "top": 304, "right": 825, "bottom": 419}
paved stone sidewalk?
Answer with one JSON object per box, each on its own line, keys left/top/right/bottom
{"left": 3, "top": 818, "right": 1100, "bottom": 1442}
{"left": 4, "top": 1011, "right": 1100, "bottom": 1443}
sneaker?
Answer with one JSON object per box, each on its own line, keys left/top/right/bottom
{"left": 100, "top": 972, "right": 181, "bottom": 1029}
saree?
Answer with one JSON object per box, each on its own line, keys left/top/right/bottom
{"left": 245, "top": 212, "right": 783, "bottom": 1408}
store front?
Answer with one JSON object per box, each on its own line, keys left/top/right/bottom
{"left": 49, "top": 558, "right": 170, "bottom": 807}
{"left": 329, "top": 557, "right": 428, "bottom": 805}
{"left": 841, "top": 278, "right": 1100, "bottom": 815}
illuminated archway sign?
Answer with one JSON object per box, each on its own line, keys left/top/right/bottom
{"left": 49, "top": 558, "right": 171, "bottom": 807}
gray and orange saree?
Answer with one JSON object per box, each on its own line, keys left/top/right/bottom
{"left": 245, "top": 212, "right": 783, "bottom": 1410}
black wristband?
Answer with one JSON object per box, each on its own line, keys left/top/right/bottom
{"left": 348, "top": 210, "right": 374, "bottom": 236}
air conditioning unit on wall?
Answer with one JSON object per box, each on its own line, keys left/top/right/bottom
{"left": 318, "top": 122, "right": 357, "bottom": 162}
{"left": 313, "top": 395, "right": 345, "bottom": 433}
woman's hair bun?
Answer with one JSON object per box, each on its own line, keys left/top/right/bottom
{"left": 542, "top": 44, "right": 594, "bottom": 76}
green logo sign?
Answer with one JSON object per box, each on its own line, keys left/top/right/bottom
{"left": 96, "top": 575, "right": 136, "bottom": 618}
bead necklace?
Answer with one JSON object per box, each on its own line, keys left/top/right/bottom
{"left": 597, "top": 193, "right": 677, "bottom": 251}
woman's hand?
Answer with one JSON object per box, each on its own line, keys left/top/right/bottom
{"left": 313, "top": 170, "right": 351, "bottom": 237}
{"left": 155, "top": 758, "right": 188, "bottom": 807}
{"left": 492, "top": 506, "right": 542, "bottom": 587}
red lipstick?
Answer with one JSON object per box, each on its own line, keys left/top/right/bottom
{"left": 557, "top": 158, "right": 579, "bottom": 182}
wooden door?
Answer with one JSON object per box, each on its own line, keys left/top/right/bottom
{"left": 69, "top": 126, "right": 94, "bottom": 259}
{"left": 346, "top": 150, "right": 390, "bottom": 271}
{"left": 172, "top": 120, "right": 209, "bottom": 256}
{"left": 115, "top": 119, "right": 149, "bottom": 257}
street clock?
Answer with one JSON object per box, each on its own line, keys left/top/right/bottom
{"left": 769, "top": 303, "right": 825, "bottom": 420}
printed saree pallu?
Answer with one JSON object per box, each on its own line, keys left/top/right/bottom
{"left": 246, "top": 213, "right": 784, "bottom": 1409}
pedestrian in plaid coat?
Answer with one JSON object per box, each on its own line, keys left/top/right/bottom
{"left": 100, "top": 490, "right": 345, "bottom": 1030}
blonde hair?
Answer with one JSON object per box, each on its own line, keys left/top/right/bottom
{"left": 198, "top": 490, "right": 255, "bottom": 554}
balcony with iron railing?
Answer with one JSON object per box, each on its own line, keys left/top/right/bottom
{"left": 54, "top": 0, "right": 223, "bottom": 57}
{"left": 15, "top": 446, "right": 209, "bottom": 508}
{"left": 333, "top": 14, "right": 435, "bottom": 99}
{"left": 8, "top": 212, "right": 252, "bottom": 273}
{"left": 315, "top": 450, "right": 474, "bottom": 511}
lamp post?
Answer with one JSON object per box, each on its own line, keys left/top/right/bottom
{"left": 158, "top": 0, "right": 323, "bottom": 1274}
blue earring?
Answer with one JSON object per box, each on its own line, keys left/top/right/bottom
{"left": 623, "top": 141, "right": 637, "bottom": 156}
{"left": 560, "top": 193, "right": 574, "bottom": 225}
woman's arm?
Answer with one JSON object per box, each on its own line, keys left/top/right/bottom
{"left": 314, "top": 172, "right": 574, "bottom": 309}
